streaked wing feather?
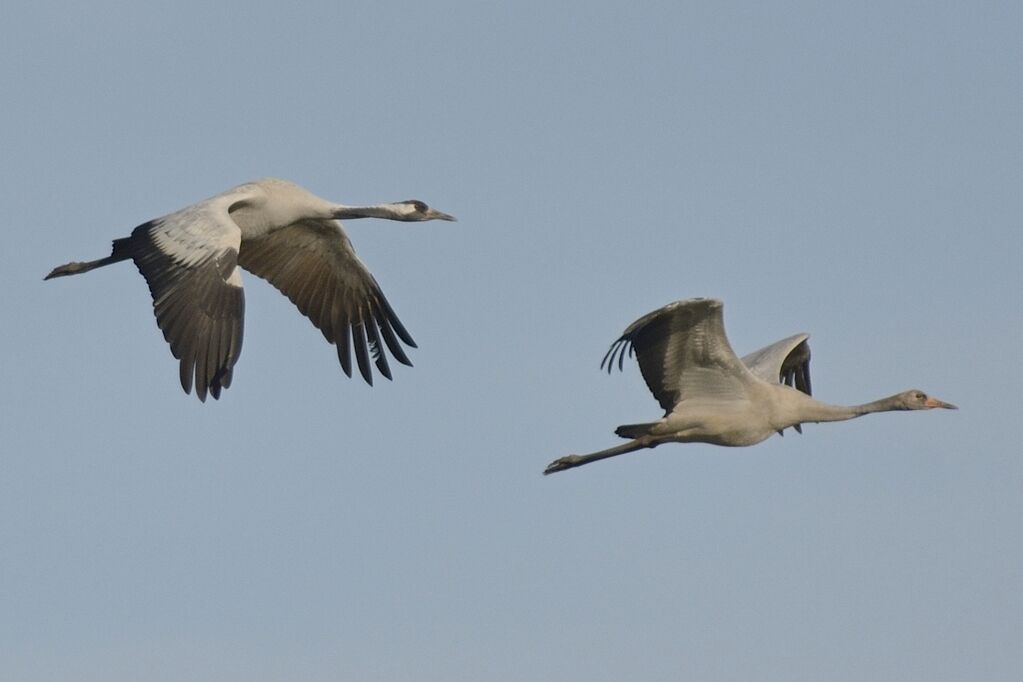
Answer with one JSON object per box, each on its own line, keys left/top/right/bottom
{"left": 374, "top": 304, "right": 412, "bottom": 367}
{"left": 365, "top": 317, "right": 392, "bottom": 380}
{"left": 352, "top": 322, "right": 372, "bottom": 385}
{"left": 237, "top": 218, "right": 415, "bottom": 386}
{"left": 336, "top": 325, "right": 353, "bottom": 377}
{"left": 374, "top": 288, "right": 416, "bottom": 347}
{"left": 603, "top": 298, "right": 758, "bottom": 412}
{"left": 122, "top": 198, "right": 246, "bottom": 401}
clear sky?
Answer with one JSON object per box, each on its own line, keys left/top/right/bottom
{"left": 2, "top": 2, "right": 1020, "bottom": 680}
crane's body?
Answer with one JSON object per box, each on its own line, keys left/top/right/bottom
{"left": 544, "top": 298, "right": 956, "bottom": 474}
{"left": 46, "top": 178, "right": 456, "bottom": 401}
{"left": 644, "top": 391, "right": 794, "bottom": 447}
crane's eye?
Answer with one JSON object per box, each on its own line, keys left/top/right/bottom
{"left": 412, "top": 201, "right": 427, "bottom": 213}
{"left": 915, "top": 392, "right": 925, "bottom": 400}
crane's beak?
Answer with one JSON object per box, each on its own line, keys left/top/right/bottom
{"left": 925, "top": 397, "right": 958, "bottom": 409}
{"left": 426, "top": 208, "right": 457, "bottom": 221}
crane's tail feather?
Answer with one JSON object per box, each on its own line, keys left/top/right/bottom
{"left": 44, "top": 238, "right": 134, "bottom": 280}
{"left": 614, "top": 422, "right": 657, "bottom": 439}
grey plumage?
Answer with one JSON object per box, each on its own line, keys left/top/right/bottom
{"left": 45, "top": 178, "right": 456, "bottom": 401}
{"left": 545, "top": 298, "right": 956, "bottom": 474}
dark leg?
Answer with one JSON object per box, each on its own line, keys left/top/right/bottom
{"left": 543, "top": 437, "right": 656, "bottom": 475}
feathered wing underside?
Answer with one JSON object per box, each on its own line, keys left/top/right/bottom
{"left": 741, "top": 333, "right": 812, "bottom": 395}
{"left": 236, "top": 219, "right": 415, "bottom": 385}
{"left": 601, "top": 298, "right": 758, "bottom": 413}
{"left": 124, "top": 196, "right": 246, "bottom": 401}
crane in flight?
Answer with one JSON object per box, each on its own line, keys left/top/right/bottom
{"left": 46, "top": 178, "right": 456, "bottom": 401}
{"left": 544, "top": 298, "right": 956, "bottom": 474}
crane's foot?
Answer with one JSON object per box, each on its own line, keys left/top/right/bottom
{"left": 543, "top": 455, "right": 581, "bottom": 475}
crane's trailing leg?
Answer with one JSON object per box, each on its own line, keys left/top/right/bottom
{"left": 44, "top": 253, "right": 130, "bottom": 280}
{"left": 45, "top": 236, "right": 135, "bottom": 280}
{"left": 543, "top": 437, "right": 658, "bottom": 475}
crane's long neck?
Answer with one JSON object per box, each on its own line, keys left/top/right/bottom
{"left": 793, "top": 393, "right": 906, "bottom": 425}
{"left": 332, "top": 204, "right": 407, "bottom": 220}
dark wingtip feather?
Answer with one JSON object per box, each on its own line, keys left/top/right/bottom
{"left": 381, "top": 322, "right": 413, "bottom": 367}
{"left": 374, "top": 301, "right": 413, "bottom": 367}
{"left": 375, "top": 289, "right": 416, "bottom": 347}
{"left": 179, "top": 355, "right": 195, "bottom": 396}
{"left": 366, "top": 321, "right": 392, "bottom": 381}
{"left": 600, "top": 342, "right": 615, "bottom": 372}
{"left": 337, "top": 325, "right": 353, "bottom": 377}
{"left": 195, "top": 367, "right": 209, "bottom": 402}
{"left": 601, "top": 338, "right": 632, "bottom": 374}
{"left": 209, "top": 365, "right": 231, "bottom": 400}
{"left": 352, "top": 323, "right": 373, "bottom": 386}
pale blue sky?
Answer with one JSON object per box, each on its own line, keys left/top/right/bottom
{"left": 2, "top": 2, "right": 1021, "bottom": 680}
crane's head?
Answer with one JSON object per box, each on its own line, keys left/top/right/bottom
{"left": 894, "top": 390, "right": 958, "bottom": 410}
{"left": 392, "top": 200, "right": 457, "bottom": 222}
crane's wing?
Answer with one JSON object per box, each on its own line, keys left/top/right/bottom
{"left": 236, "top": 218, "right": 415, "bottom": 386}
{"left": 741, "top": 333, "right": 812, "bottom": 395}
{"left": 118, "top": 194, "right": 247, "bottom": 401}
{"left": 601, "top": 298, "right": 759, "bottom": 412}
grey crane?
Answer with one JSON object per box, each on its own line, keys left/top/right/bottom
{"left": 45, "top": 178, "right": 456, "bottom": 401}
{"left": 544, "top": 298, "right": 956, "bottom": 474}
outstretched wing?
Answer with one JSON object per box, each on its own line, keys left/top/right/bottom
{"left": 237, "top": 218, "right": 415, "bottom": 386}
{"left": 601, "top": 298, "right": 759, "bottom": 413}
{"left": 741, "top": 333, "right": 812, "bottom": 395}
{"left": 121, "top": 193, "right": 247, "bottom": 401}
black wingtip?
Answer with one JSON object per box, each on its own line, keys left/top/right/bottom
{"left": 366, "top": 320, "right": 392, "bottom": 381}
{"left": 337, "top": 326, "right": 353, "bottom": 377}
{"left": 375, "top": 289, "right": 416, "bottom": 347}
{"left": 352, "top": 323, "right": 373, "bottom": 386}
